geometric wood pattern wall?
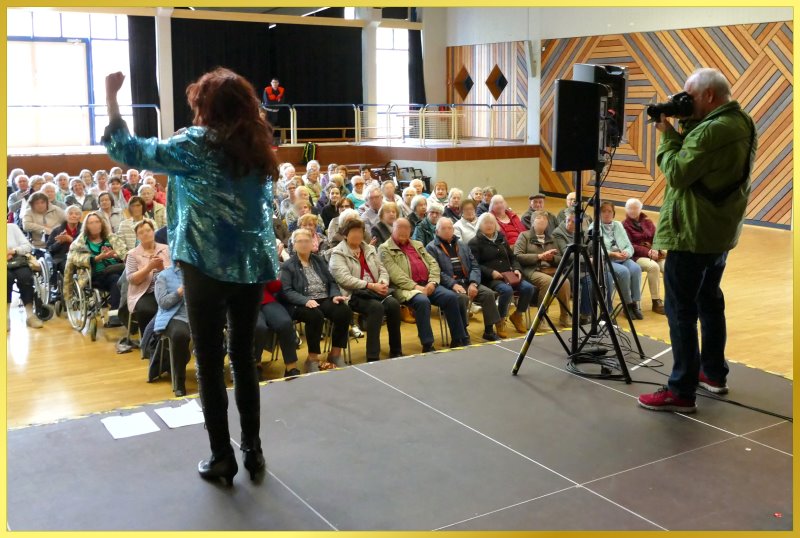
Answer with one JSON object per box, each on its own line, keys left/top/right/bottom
{"left": 539, "top": 21, "right": 792, "bottom": 228}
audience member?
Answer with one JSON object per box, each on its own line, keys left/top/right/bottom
{"left": 90, "top": 170, "right": 109, "bottom": 197}
{"left": 319, "top": 186, "right": 342, "bottom": 229}
{"left": 381, "top": 181, "right": 405, "bottom": 214}
{"left": 412, "top": 201, "right": 442, "bottom": 247}
{"left": 432, "top": 181, "right": 449, "bottom": 205}
{"left": 371, "top": 202, "right": 398, "bottom": 246}
{"left": 443, "top": 188, "right": 463, "bottom": 221}
{"left": 400, "top": 186, "right": 416, "bottom": 216}
{"left": 490, "top": 194, "right": 526, "bottom": 246}
{"left": 55, "top": 173, "right": 71, "bottom": 202}
{"left": 107, "top": 175, "right": 127, "bottom": 209}
{"left": 22, "top": 192, "right": 65, "bottom": 248}
{"left": 78, "top": 169, "right": 94, "bottom": 190}
{"left": 118, "top": 196, "right": 148, "bottom": 251}
{"left": 521, "top": 193, "right": 558, "bottom": 231}
{"left": 597, "top": 200, "right": 644, "bottom": 319}
{"left": 7, "top": 175, "right": 31, "bottom": 220}
{"left": 143, "top": 175, "right": 167, "bottom": 205}
{"left": 288, "top": 213, "right": 329, "bottom": 256}
{"left": 7, "top": 222, "right": 42, "bottom": 329}
{"left": 40, "top": 183, "right": 66, "bottom": 210}
{"left": 409, "top": 178, "right": 428, "bottom": 198}
{"left": 97, "top": 192, "right": 124, "bottom": 233}
{"left": 153, "top": 263, "right": 191, "bottom": 396}
{"left": 328, "top": 208, "right": 370, "bottom": 249}
{"left": 302, "top": 160, "right": 322, "bottom": 204}
{"left": 408, "top": 194, "right": 427, "bottom": 228}
{"left": 468, "top": 186, "right": 483, "bottom": 207}
{"left": 46, "top": 205, "right": 82, "bottom": 276}
{"left": 126, "top": 219, "right": 171, "bottom": 333}
{"left": 252, "top": 279, "right": 300, "bottom": 379}
{"left": 279, "top": 179, "right": 299, "bottom": 218}
{"left": 138, "top": 184, "right": 167, "bottom": 229}
{"left": 360, "top": 185, "right": 384, "bottom": 231}
{"left": 65, "top": 178, "right": 99, "bottom": 211}
{"left": 122, "top": 168, "right": 141, "bottom": 201}
{"left": 346, "top": 175, "right": 366, "bottom": 209}
{"left": 454, "top": 199, "right": 480, "bottom": 245}
{"left": 623, "top": 198, "right": 665, "bottom": 314}
{"left": 476, "top": 185, "right": 496, "bottom": 216}
{"left": 326, "top": 198, "right": 356, "bottom": 241}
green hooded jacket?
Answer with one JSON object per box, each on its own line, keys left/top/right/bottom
{"left": 653, "top": 100, "right": 757, "bottom": 253}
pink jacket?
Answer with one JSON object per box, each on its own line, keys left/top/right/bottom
{"left": 496, "top": 210, "right": 526, "bottom": 246}
{"left": 125, "top": 243, "right": 172, "bottom": 313}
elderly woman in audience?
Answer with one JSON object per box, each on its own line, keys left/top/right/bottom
{"left": 469, "top": 213, "right": 535, "bottom": 335}
{"left": 286, "top": 199, "right": 316, "bottom": 233}
{"left": 46, "top": 204, "right": 82, "bottom": 276}
{"left": 321, "top": 162, "right": 338, "bottom": 190}
{"left": 346, "top": 175, "right": 367, "bottom": 209}
{"left": 302, "top": 160, "right": 322, "bottom": 204}
{"left": 22, "top": 192, "right": 65, "bottom": 249}
{"left": 381, "top": 180, "right": 405, "bottom": 212}
{"left": 372, "top": 201, "right": 398, "bottom": 246}
{"left": 432, "top": 181, "right": 449, "bottom": 205}
{"left": 330, "top": 218, "right": 403, "bottom": 361}
{"left": 7, "top": 222, "right": 42, "bottom": 329}
{"left": 109, "top": 166, "right": 123, "bottom": 177}
{"left": 65, "top": 178, "right": 99, "bottom": 211}
{"left": 379, "top": 218, "right": 469, "bottom": 351}
{"left": 40, "top": 183, "right": 66, "bottom": 210}
{"left": 427, "top": 217, "right": 502, "bottom": 341}
{"left": 326, "top": 198, "right": 356, "bottom": 240}
{"left": 476, "top": 186, "right": 496, "bottom": 216}
{"left": 138, "top": 184, "right": 167, "bottom": 229}
{"left": 410, "top": 178, "right": 429, "bottom": 198}
{"left": 66, "top": 212, "right": 127, "bottom": 322}
{"left": 335, "top": 165, "right": 350, "bottom": 190}
{"left": 279, "top": 179, "right": 299, "bottom": 218}
{"left": 623, "top": 198, "right": 665, "bottom": 314}
{"left": 126, "top": 219, "right": 171, "bottom": 333}
{"left": 597, "top": 200, "right": 643, "bottom": 320}
{"left": 42, "top": 172, "right": 54, "bottom": 184}
{"left": 143, "top": 175, "right": 167, "bottom": 205}
{"left": 275, "top": 164, "right": 296, "bottom": 202}
{"left": 412, "top": 201, "right": 443, "bottom": 247}
{"left": 454, "top": 199, "right": 480, "bottom": 245}
{"left": 319, "top": 185, "right": 342, "bottom": 229}
{"left": 328, "top": 207, "right": 370, "bottom": 249}
{"left": 28, "top": 175, "right": 46, "bottom": 197}
{"left": 469, "top": 186, "right": 483, "bottom": 207}
{"left": 97, "top": 192, "right": 124, "bottom": 233}
{"left": 289, "top": 213, "right": 329, "bottom": 256}
{"left": 400, "top": 186, "right": 416, "bottom": 217}
{"left": 408, "top": 194, "right": 428, "bottom": 229}
{"left": 118, "top": 195, "right": 148, "bottom": 251}
{"left": 443, "top": 187, "right": 463, "bottom": 221}
{"left": 107, "top": 175, "right": 127, "bottom": 209}
{"left": 78, "top": 169, "right": 94, "bottom": 190}
{"left": 489, "top": 194, "right": 526, "bottom": 246}
{"left": 152, "top": 262, "right": 191, "bottom": 395}
{"left": 90, "top": 170, "right": 109, "bottom": 197}
{"left": 280, "top": 228, "right": 352, "bottom": 372}
{"left": 515, "top": 211, "right": 571, "bottom": 328}
{"left": 360, "top": 185, "right": 384, "bottom": 231}
{"left": 252, "top": 279, "right": 301, "bottom": 379}
{"left": 55, "top": 173, "right": 71, "bottom": 202}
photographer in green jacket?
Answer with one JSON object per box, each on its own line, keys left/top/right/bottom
{"left": 638, "top": 68, "right": 757, "bottom": 413}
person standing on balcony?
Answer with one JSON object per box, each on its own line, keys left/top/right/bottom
{"left": 263, "top": 77, "right": 285, "bottom": 133}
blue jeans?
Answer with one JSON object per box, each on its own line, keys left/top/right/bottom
{"left": 665, "top": 251, "right": 730, "bottom": 399}
{"left": 611, "top": 259, "right": 642, "bottom": 304}
{"left": 487, "top": 279, "right": 535, "bottom": 318}
{"left": 407, "top": 286, "right": 467, "bottom": 346}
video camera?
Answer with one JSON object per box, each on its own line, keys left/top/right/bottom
{"left": 646, "top": 91, "right": 693, "bottom": 121}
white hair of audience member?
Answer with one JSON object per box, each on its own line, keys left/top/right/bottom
{"left": 625, "top": 198, "right": 643, "bottom": 210}
{"left": 55, "top": 172, "right": 69, "bottom": 183}
{"left": 138, "top": 184, "right": 155, "bottom": 196}
{"left": 688, "top": 67, "right": 731, "bottom": 99}
{"left": 68, "top": 178, "right": 84, "bottom": 191}
{"left": 410, "top": 194, "right": 428, "bottom": 213}
{"left": 350, "top": 174, "right": 364, "bottom": 186}
{"left": 410, "top": 179, "right": 425, "bottom": 191}
{"left": 306, "top": 160, "right": 320, "bottom": 171}
{"left": 488, "top": 194, "right": 506, "bottom": 213}
{"left": 402, "top": 186, "right": 416, "bottom": 198}
{"left": 40, "top": 183, "right": 57, "bottom": 196}
{"left": 476, "top": 211, "right": 498, "bottom": 231}
{"left": 42, "top": 172, "right": 54, "bottom": 183}
{"left": 364, "top": 184, "right": 382, "bottom": 199}
{"left": 426, "top": 201, "right": 444, "bottom": 214}
{"left": 338, "top": 208, "right": 360, "bottom": 226}
{"left": 14, "top": 174, "right": 29, "bottom": 188}
{"left": 8, "top": 168, "right": 25, "bottom": 183}
{"left": 448, "top": 188, "right": 463, "bottom": 201}
{"left": 65, "top": 204, "right": 83, "bottom": 218}
{"left": 469, "top": 186, "right": 482, "bottom": 198}
{"left": 435, "top": 217, "right": 454, "bottom": 232}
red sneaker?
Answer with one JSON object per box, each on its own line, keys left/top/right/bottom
{"left": 699, "top": 372, "right": 729, "bottom": 394}
{"left": 638, "top": 387, "right": 696, "bottom": 413}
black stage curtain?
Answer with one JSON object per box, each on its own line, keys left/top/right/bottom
{"left": 127, "top": 16, "right": 160, "bottom": 138}
{"left": 408, "top": 29, "right": 427, "bottom": 106}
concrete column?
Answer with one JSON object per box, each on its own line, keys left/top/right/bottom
{"left": 154, "top": 7, "right": 174, "bottom": 137}
{"left": 357, "top": 8, "right": 380, "bottom": 129}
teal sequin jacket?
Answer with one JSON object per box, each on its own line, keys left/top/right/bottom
{"left": 102, "top": 118, "right": 279, "bottom": 284}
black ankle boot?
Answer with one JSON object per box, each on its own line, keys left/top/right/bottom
{"left": 198, "top": 450, "right": 238, "bottom": 486}
{"left": 241, "top": 438, "right": 266, "bottom": 481}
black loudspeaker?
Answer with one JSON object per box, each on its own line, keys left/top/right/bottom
{"left": 552, "top": 79, "right": 607, "bottom": 172}
{"left": 573, "top": 64, "right": 628, "bottom": 147}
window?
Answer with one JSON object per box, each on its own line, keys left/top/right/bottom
{"left": 6, "top": 10, "right": 133, "bottom": 148}
{"left": 376, "top": 27, "right": 409, "bottom": 105}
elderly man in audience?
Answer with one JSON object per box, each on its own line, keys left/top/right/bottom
{"left": 280, "top": 228, "right": 352, "bottom": 372}
{"left": 372, "top": 202, "right": 398, "bottom": 246}
{"left": 65, "top": 178, "right": 99, "bottom": 211}
{"left": 7, "top": 222, "right": 42, "bottom": 329}
{"left": 97, "top": 192, "right": 124, "bottom": 233}
{"left": 454, "top": 199, "right": 480, "bottom": 245}
{"left": 122, "top": 168, "right": 141, "bottom": 201}
{"left": 408, "top": 194, "right": 428, "bottom": 229}
{"left": 476, "top": 186, "right": 496, "bottom": 216}
{"left": 427, "top": 217, "right": 502, "bottom": 341}
{"left": 379, "top": 218, "right": 470, "bottom": 351}
{"left": 623, "top": 198, "right": 665, "bottom": 314}
{"left": 490, "top": 194, "right": 526, "bottom": 246}
{"left": 400, "top": 186, "right": 416, "bottom": 217}
{"left": 515, "top": 211, "right": 572, "bottom": 328}
{"left": 330, "top": 218, "right": 403, "bottom": 361}
{"left": 597, "top": 200, "right": 644, "bottom": 319}
{"left": 409, "top": 178, "right": 429, "bottom": 198}
{"left": 107, "top": 175, "right": 127, "bottom": 209}
{"left": 126, "top": 219, "right": 171, "bottom": 334}
{"left": 469, "top": 213, "right": 535, "bottom": 335}
{"left": 522, "top": 193, "right": 559, "bottom": 232}
{"left": 8, "top": 174, "right": 31, "bottom": 221}
{"left": 40, "top": 183, "right": 66, "bottom": 210}
{"left": 47, "top": 205, "right": 82, "bottom": 276}
{"left": 346, "top": 175, "right": 367, "bottom": 209}
{"left": 412, "top": 201, "right": 443, "bottom": 247}
{"left": 443, "top": 187, "right": 463, "bottom": 221}
{"left": 22, "top": 192, "right": 65, "bottom": 249}
{"left": 360, "top": 185, "right": 384, "bottom": 231}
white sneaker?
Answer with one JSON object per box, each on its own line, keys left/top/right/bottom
{"left": 350, "top": 324, "right": 364, "bottom": 338}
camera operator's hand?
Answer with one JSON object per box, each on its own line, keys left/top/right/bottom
{"left": 655, "top": 113, "right": 676, "bottom": 135}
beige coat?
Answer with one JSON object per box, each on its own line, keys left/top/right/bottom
{"left": 378, "top": 237, "right": 440, "bottom": 303}
{"left": 328, "top": 240, "right": 389, "bottom": 298}
{"left": 63, "top": 233, "right": 128, "bottom": 301}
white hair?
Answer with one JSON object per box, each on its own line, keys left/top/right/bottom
{"left": 469, "top": 186, "right": 483, "bottom": 198}
{"left": 402, "top": 186, "right": 416, "bottom": 198}
{"left": 435, "top": 217, "right": 454, "bottom": 232}
{"left": 138, "top": 184, "right": 155, "bottom": 196}
{"left": 338, "top": 208, "right": 360, "bottom": 225}
{"left": 448, "top": 187, "right": 463, "bottom": 200}
{"left": 476, "top": 212, "right": 498, "bottom": 232}
{"left": 40, "top": 183, "right": 56, "bottom": 193}
{"left": 488, "top": 194, "right": 506, "bottom": 213}
{"left": 65, "top": 204, "right": 83, "bottom": 216}
{"left": 365, "top": 184, "right": 382, "bottom": 198}
{"left": 427, "top": 201, "right": 444, "bottom": 214}
{"left": 410, "top": 194, "right": 428, "bottom": 212}
{"left": 350, "top": 174, "right": 364, "bottom": 186}
{"left": 625, "top": 198, "right": 643, "bottom": 209}
{"left": 688, "top": 68, "right": 731, "bottom": 99}
{"left": 410, "top": 179, "right": 424, "bottom": 189}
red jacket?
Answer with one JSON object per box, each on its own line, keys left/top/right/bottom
{"left": 265, "top": 85, "right": 284, "bottom": 103}
{"left": 622, "top": 213, "right": 657, "bottom": 260}
{"left": 262, "top": 279, "right": 282, "bottom": 305}
{"left": 496, "top": 210, "right": 526, "bottom": 246}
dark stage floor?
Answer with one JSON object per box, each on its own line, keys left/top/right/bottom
{"left": 7, "top": 332, "right": 792, "bottom": 531}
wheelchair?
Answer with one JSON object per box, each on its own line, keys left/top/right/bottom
{"left": 65, "top": 266, "right": 113, "bottom": 341}
{"left": 29, "top": 248, "right": 62, "bottom": 322}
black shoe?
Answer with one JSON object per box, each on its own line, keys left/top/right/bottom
{"left": 104, "top": 315, "right": 123, "bottom": 328}
{"left": 198, "top": 450, "right": 238, "bottom": 486}
{"left": 174, "top": 386, "right": 186, "bottom": 397}
{"left": 241, "top": 439, "right": 266, "bottom": 482}
{"left": 421, "top": 343, "right": 436, "bottom": 353}
{"left": 627, "top": 303, "right": 644, "bottom": 320}
{"left": 482, "top": 331, "right": 501, "bottom": 342}
{"left": 284, "top": 367, "right": 301, "bottom": 379}
{"left": 389, "top": 350, "right": 404, "bottom": 359}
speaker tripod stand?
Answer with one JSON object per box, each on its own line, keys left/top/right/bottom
{"left": 511, "top": 170, "right": 645, "bottom": 382}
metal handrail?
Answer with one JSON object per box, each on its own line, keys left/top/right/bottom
{"left": 9, "top": 103, "right": 163, "bottom": 141}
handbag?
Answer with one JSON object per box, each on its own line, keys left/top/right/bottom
{"left": 7, "top": 255, "right": 28, "bottom": 270}
{"left": 500, "top": 270, "right": 521, "bottom": 289}
{"left": 26, "top": 254, "right": 41, "bottom": 273}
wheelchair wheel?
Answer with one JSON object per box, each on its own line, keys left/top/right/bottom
{"left": 88, "top": 316, "right": 98, "bottom": 342}
{"left": 66, "top": 279, "right": 88, "bottom": 331}
{"left": 54, "top": 299, "right": 63, "bottom": 318}
{"left": 34, "top": 297, "right": 54, "bottom": 321}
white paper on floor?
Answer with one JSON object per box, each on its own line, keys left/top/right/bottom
{"left": 154, "top": 399, "right": 205, "bottom": 429}
{"left": 101, "top": 411, "right": 161, "bottom": 439}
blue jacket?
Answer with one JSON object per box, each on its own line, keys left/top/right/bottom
{"left": 154, "top": 265, "right": 187, "bottom": 332}
{"left": 425, "top": 235, "right": 481, "bottom": 290}
{"left": 103, "top": 118, "right": 279, "bottom": 284}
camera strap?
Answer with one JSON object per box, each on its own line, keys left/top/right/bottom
{"left": 692, "top": 112, "right": 756, "bottom": 207}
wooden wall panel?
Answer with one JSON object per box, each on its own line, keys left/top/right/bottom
{"left": 539, "top": 21, "right": 793, "bottom": 228}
